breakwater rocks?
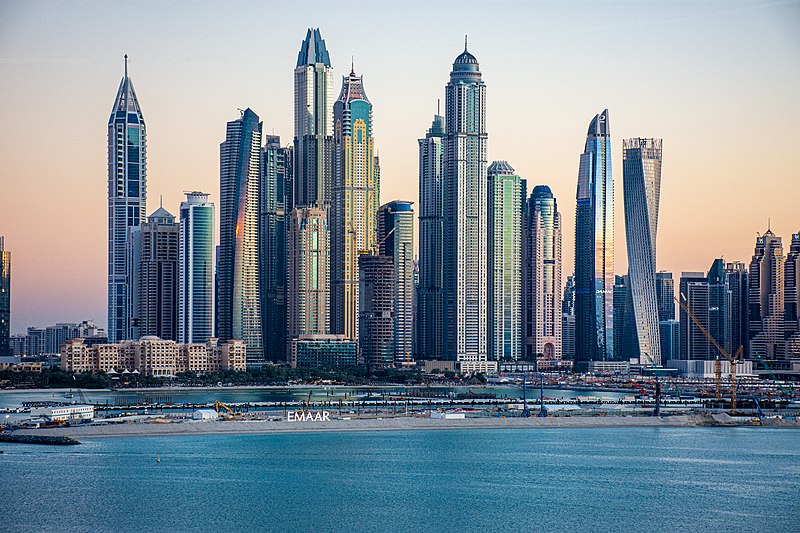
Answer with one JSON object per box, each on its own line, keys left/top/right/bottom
{"left": 0, "top": 433, "right": 81, "bottom": 445}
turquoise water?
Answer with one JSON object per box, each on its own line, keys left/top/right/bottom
{"left": 1, "top": 427, "right": 797, "bottom": 532}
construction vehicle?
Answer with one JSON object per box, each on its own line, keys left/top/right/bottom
{"left": 214, "top": 400, "right": 242, "bottom": 420}
{"left": 675, "top": 294, "right": 743, "bottom": 413}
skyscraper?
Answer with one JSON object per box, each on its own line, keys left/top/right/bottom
{"left": 379, "top": 200, "right": 415, "bottom": 367}
{"left": 725, "top": 261, "right": 748, "bottom": 357}
{"left": 656, "top": 271, "right": 675, "bottom": 321}
{"left": 294, "top": 28, "right": 334, "bottom": 209}
{"left": 179, "top": 192, "right": 215, "bottom": 344}
{"left": 622, "top": 138, "right": 662, "bottom": 366}
{"left": 443, "top": 40, "right": 489, "bottom": 371}
{"left": 0, "top": 237, "right": 10, "bottom": 356}
{"left": 613, "top": 274, "right": 628, "bottom": 359}
{"left": 487, "top": 162, "right": 521, "bottom": 362}
{"left": 260, "top": 136, "right": 291, "bottom": 362}
{"left": 749, "top": 229, "right": 785, "bottom": 359}
{"left": 784, "top": 232, "right": 800, "bottom": 354}
{"left": 574, "top": 110, "right": 614, "bottom": 368}
{"left": 108, "top": 56, "right": 146, "bottom": 343}
{"left": 135, "top": 207, "right": 179, "bottom": 341}
{"left": 287, "top": 208, "right": 330, "bottom": 355}
{"left": 417, "top": 112, "right": 445, "bottom": 360}
{"left": 219, "top": 108, "right": 262, "bottom": 364}
{"left": 523, "top": 184, "right": 562, "bottom": 365}
{"left": 358, "top": 254, "right": 394, "bottom": 369}
{"left": 679, "top": 261, "right": 729, "bottom": 361}
{"left": 331, "top": 67, "right": 377, "bottom": 341}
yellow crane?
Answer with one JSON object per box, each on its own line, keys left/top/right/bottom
{"left": 675, "top": 295, "right": 743, "bottom": 412}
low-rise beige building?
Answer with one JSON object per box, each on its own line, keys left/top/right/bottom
{"left": 61, "top": 337, "right": 246, "bottom": 376}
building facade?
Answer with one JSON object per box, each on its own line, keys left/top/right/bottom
{"left": 725, "top": 261, "right": 749, "bottom": 358}
{"left": 784, "top": 232, "right": 800, "bottom": 355}
{"left": 379, "top": 201, "right": 415, "bottom": 367}
{"left": 219, "top": 108, "right": 262, "bottom": 364}
{"left": 679, "top": 262, "right": 729, "bottom": 361}
{"left": 260, "top": 136, "right": 291, "bottom": 362}
{"left": 622, "top": 138, "right": 662, "bottom": 366}
{"left": 443, "top": 42, "right": 489, "bottom": 370}
{"left": 0, "top": 237, "right": 9, "bottom": 356}
{"left": 287, "top": 208, "right": 330, "bottom": 358}
{"left": 574, "top": 110, "right": 614, "bottom": 368}
{"left": 562, "top": 275, "right": 576, "bottom": 360}
{"left": 656, "top": 271, "right": 675, "bottom": 321}
{"left": 108, "top": 56, "right": 146, "bottom": 343}
{"left": 358, "top": 254, "right": 394, "bottom": 368}
{"left": 523, "top": 184, "right": 562, "bottom": 366}
{"left": 179, "top": 192, "right": 215, "bottom": 344}
{"left": 290, "top": 335, "right": 357, "bottom": 369}
{"left": 331, "top": 68, "right": 377, "bottom": 341}
{"left": 294, "top": 28, "right": 334, "bottom": 209}
{"left": 613, "top": 275, "right": 628, "bottom": 359}
{"left": 417, "top": 113, "right": 445, "bottom": 360}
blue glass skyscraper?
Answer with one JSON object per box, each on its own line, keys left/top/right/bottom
{"left": 108, "top": 55, "right": 146, "bottom": 342}
{"left": 574, "top": 110, "right": 614, "bottom": 367}
{"left": 179, "top": 192, "right": 215, "bottom": 344}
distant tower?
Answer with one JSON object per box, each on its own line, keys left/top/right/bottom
{"left": 725, "top": 261, "right": 748, "bottom": 357}
{"left": 287, "top": 208, "right": 330, "bottom": 357}
{"left": 378, "top": 201, "right": 415, "bottom": 367}
{"left": 108, "top": 55, "right": 146, "bottom": 342}
{"left": 749, "top": 229, "right": 786, "bottom": 359}
{"left": 623, "top": 138, "right": 662, "bottom": 365}
{"left": 574, "top": 110, "right": 614, "bottom": 368}
{"left": 135, "top": 207, "right": 179, "bottom": 341}
{"left": 613, "top": 275, "right": 628, "bottom": 359}
{"left": 443, "top": 39, "right": 488, "bottom": 369}
{"left": 679, "top": 260, "right": 729, "bottom": 361}
{"left": 524, "top": 184, "right": 562, "bottom": 365}
{"left": 0, "top": 237, "right": 10, "bottom": 356}
{"left": 331, "top": 67, "right": 377, "bottom": 341}
{"left": 656, "top": 272, "right": 675, "bottom": 321}
{"left": 358, "top": 254, "right": 394, "bottom": 369}
{"left": 561, "top": 275, "right": 576, "bottom": 360}
{"left": 179, "top": 192, "right": 215, "bottom": 344}
{"left": 260, "top": 136, "right": 292, "bottom": 362}
{"left": 417, "top": 112, "right": 445, "bottom": 360}
{"left": 784, "top": 232, "right": 800, "bottom": 354}
{"left": 294, "top": 28, "right": 334, "bottom": 209}
{"left": 219, "top": 108, "right": 262, "bottom": 364}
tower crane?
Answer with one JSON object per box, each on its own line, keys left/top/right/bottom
{"left": 675, "top": 295, "right": 743, "bottom": 412}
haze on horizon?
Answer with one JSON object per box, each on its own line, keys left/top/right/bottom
{"left": 1, "top": 0, "right": 798, "bottom": 333}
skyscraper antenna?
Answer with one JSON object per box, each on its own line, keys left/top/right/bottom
{"left": 351, "top": 55, "right": 354, "bottom": 75}
{"left": 464, "top": 35, "right": 468, "bottom": 51}
{"left": 160, "top": 194, "right": 163, "bottom": 209}
{"left": 768, "top": 217, "right": 771, "bottom": 231}
{"left": 124, "top": 54, "right": 128, "bottom": 77}
{"left": 437, "top": 98, "right": 440, "bottom": 116}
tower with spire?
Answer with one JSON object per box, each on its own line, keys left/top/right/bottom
{"left": 108, "top": 55, "right": 146, "bottom": 342}
{"left": 331, "top": 64, "right": 377, "bottom": 341}
{"left": 442, "top": 39, "right": 489, "bottom": 370}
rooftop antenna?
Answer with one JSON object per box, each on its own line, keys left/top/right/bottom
{"left": 351, "top": 55, "right": 355, "bottom": 76}
{"left": 768, "top": 217, "right": 771, "bottom": 232}
{"left": 124, "top": 54, "right": 128, "bottom": 77}
{"left": 160, "top": 195, "right": 163, "bottom": 208}
{"left": 464, "top": 34, "right": 468, "bottom": 51}
{"left": 437, "top": 98, "right": 440, "bottom": 116}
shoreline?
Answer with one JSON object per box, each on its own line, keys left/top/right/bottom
{"left": 10, "top": 414, "right": 798, "bottom": 440}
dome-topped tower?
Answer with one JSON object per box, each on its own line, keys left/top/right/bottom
{"left": 450, "top": 36, "right": 481, "bottom": 82}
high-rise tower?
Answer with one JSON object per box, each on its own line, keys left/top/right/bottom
{"left": 785, "top": 232, "right": 800, "bottom": 354}
{"left": 179, "top": 192, "right": 215, "bottom": 344}
{"left": 294, "top": 28, "right": 334, "bottom": 209}
{"left": 749, "top": 229, "right": 785, "bottom": 359}
{"left": 331, "top": 67, "right": 377, "bottom": 341}
{"left": 417, "top": 113, "right": 445, "bottom": 360}
{"left": 488, "top": 161, "right": 522, "bottom": 362}
{"left": 135, "top": 207, "right": 179, "bottom": 341}
{"left": 523, "top": 185, "right": 562, "bottom": 365}
{"left": 219, "top": 108, "right": 262, "bottom": 364}
{"left": 574, "top": 110, "right": 614, "bottom": 368}
{"left": 0, "top": 237, "right": 9, "bottom": 356}
{"left": 378, "top": 201, "right": 415, "bottom": 367}
{"left": 260, "top": 136, "right": 291, "bottom": 362}
{"left": 443, "top": 40, "right": 488, "bottom": 370}
{"left": 623, "top": 138, "right": 662, "bottom": 366}
{"left": 108, "top": 56, "right": 146, "bottom": 342}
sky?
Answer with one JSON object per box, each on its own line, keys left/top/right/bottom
{"left": 1, "top": 0, "right": 799, "bottom": 334}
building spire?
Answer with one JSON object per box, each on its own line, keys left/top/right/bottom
{"left": 464, "top": 35, "right": 468, "bottom": 51}
{"left": 124, "top": 54, "right": 128, "bottom": 77}
{"left": 437, "top": 98, "right": 440, "bottom": 116}
{"left": 350, "top": 55, "right": 355, "bottom": 76}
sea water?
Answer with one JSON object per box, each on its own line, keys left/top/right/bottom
{"left": 1, "top": 427, "right": 797, "bottom": 532}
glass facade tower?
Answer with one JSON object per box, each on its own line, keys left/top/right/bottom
{"left": 574, "top": 110, "right": 614, "bottom": 367}
{"left": 108, "top": 56, "right": 146, "bottom": 342}
{"left": 622, "top": 138, "right": 662, "bottom": 366}
{"left": 417, "top": 113, "right": 445, "bottom": 360}
{"left": 443, "top": 42, "right": 488, "bottom": 366}
{"left": 219, "top": 108, "right": 262, "bottom": 364}
{"left": 0, "top": 237, "right": 9, "bottom": 356}
{"left": 179, "top": 192, "right": 215, "bottom": 344}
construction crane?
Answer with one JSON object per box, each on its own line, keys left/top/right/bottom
{"left": 675, "top": 294, "right": 743, "bottom": 412}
